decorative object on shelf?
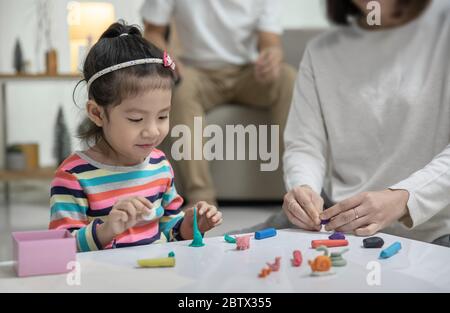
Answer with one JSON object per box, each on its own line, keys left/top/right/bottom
{"left": 6, "top": 145, "right": 26, "bottom": 171}
{"left": 13, "top": 39, "right": 25, "bottom": 73}
{"left": 53, "top": 106, "right": 72, "bottom": 166}
{"left": 35, "top": 0, "right": 58, "bottom": 74}
{"left": 45, "top": 49, "right": 58, "bottom": 75}
{"left": 19, "top": 143, "right": 40, "bottom": 169}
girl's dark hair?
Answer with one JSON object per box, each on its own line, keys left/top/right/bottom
{"left": 76, "top": 20, "right": 176, "bottom": 145}
{"left": 326, "top": 0, "right": 361, "bottom": 25}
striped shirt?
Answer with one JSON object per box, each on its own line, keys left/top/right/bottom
{"left": 49, "top": 149, "right": 184, "bottom": 252}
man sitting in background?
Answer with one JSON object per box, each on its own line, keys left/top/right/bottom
{"left": 141, "top": 0, "right": 296, "bottom": 207}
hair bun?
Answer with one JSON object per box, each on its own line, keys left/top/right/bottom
{"left": 100, "top": 20, "right": 142, "bottom": 40}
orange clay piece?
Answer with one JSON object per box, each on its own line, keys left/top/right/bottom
{"left": 311, "top": 239, "right": 348, "bottom": 249}
{"left": 308, "top": 255, "right": 332, "bottom": 272}
{"left": 308, "top": 245, "right": 332, "bottom": 272}
{"left": 258, "top": 267, "right": 272, "bottom": 278}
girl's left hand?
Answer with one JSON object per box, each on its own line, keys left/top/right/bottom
{"left": 319, "top": 189, "right": 410, "bottom": 236}
{"left": 195, "top": 201, "right": 223, "bottom": 233}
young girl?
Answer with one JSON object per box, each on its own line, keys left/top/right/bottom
{"left": 49, "top": 21, "right": 222, "bottom": 252}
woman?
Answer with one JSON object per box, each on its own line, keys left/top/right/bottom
{"left": 281, "top": 0, "right": 450, "bottom": 245}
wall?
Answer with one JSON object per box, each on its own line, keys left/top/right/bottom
{"left": 0, "top": 0, "right": 329, "bottom": 168}
{"left": 0, "top": 0, "right": 328, "bottom": 73}
{"left": 0, "top": 0, "right": 146, "bottom": 74}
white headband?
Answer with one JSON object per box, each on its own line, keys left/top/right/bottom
{"left": 86, "top": 52, "right": 176, "bottom": 92}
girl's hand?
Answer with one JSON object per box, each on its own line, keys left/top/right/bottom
{"left": 282, "top": 185, "right": 323, "bottom": 231}
{"left": 181, "top": 201, "right": 223, "bottom": 239}
{"left": 320, "top": 190, "right": 409, "bottom": 236}
{"left": 195, "top": 201, "right": 223, "bottom": 233}
{"left": 104, "top": 196, "right": 153, "bottom": 236}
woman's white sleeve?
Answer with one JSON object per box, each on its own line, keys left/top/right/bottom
{"left": 283, "top": 49, "right": 328, "bottom": 194}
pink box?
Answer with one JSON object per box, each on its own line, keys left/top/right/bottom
{"left": 12, "top": 229, "right": 76, "bottom": 277}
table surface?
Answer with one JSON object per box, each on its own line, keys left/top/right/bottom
{"left": 1, "top": 229, "right": 450, "bottom": 292}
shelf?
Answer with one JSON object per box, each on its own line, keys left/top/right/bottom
{"left": 0, "top": 167, "right": 56, "bottom": 181}
{"left": 0, "top": 74, "right": 82, "bottom": 80}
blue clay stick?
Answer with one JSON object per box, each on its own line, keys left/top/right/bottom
{"left": 255, "top": 228, "right": 277, "bottom": 240}
{"left": 379, "top": 241, "right": 401, "bottom": 259}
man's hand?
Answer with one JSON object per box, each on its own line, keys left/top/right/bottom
{"left": 254, "top": 46, "right": 283, "bottom": 84}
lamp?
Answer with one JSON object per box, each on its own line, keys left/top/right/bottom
{"left": 67, "top": 2, "right": 115, "bottom": 73}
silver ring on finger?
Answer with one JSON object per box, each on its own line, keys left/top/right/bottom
{"left": 354, "top": 208, "right": 359, "bottom": 220}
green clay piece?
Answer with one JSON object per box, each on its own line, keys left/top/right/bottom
{"left": 224, "top": 234, "right": 236, "bottom": 244}
{"left": 331, "top": 260, "right": 346, "bottom": 266}
{"left": 189, "top": 207, "right": 205, "bottom": 247}
{"left": 316, "top": 245, "right": 329, "bottom": 256}
{"left": 331, "top": 248, "right": 349, "bottom": 267}
{"left": 168, "top": 251, "right": 175, "bottom": 258}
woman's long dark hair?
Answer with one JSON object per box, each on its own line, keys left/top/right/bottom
{"left": 326, "top": 0, "right": 424, "bottom": 25}
{"left": 326, "top": 0, "right": 361, "bottom": 25}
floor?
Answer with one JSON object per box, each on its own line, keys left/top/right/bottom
{"left": 0, "top": 181, "right": 281, "bottom": 261}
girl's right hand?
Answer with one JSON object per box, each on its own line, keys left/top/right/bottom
{"left": 282, "top": 185, "right": 324, "bottom": 231}
{"left": 104, "top": 196, "right": 153, "bottom": 236}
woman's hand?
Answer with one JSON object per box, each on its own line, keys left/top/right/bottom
{"left": 282, "top": 185, "right": 324, "bottom": 231}
{"left": 320, "top": 189, "right": 410, "bottom": 236}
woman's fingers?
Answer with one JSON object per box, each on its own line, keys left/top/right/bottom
{"left": 283, "top": 192, "right": 318, "bottom": 230}
{"left": 293, "top": 188, "right": 320, "bottom": 225}
{"left": 335, "top": 212, "right": 371, "bottom": 233}
{"left": 292, "top": 200, "right": 317, "bottom": 229}
{"left": 321, "top": 192, "right": 366, "bottom": 221}
{"left": 285, "top": 209, "right": 319, "bottom": 231}
{"left": 354, "top": 223, "right": 379, "bottom": 236}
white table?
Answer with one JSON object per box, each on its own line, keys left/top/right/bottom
{"left": 1, "top": 229, "right": 449, "bottom": 292}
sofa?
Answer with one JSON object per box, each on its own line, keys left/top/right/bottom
{"left": 173, "top": 28, "right": 326, "bottom": 201}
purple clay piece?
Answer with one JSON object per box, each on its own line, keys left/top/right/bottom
{"left": 328, "top": 232, "right": 345, "bottom": 240}
{"left": 320, "top": 219, "right": 330, "bottom": 225}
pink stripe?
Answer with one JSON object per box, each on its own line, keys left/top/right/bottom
{"left": 151, "top": 149, "right": 165, "bottom": 158}
{"left": 88, "top": 186, "right": 166, "bottom": 210}
{"left": 116, "top": 224, "right": 159, "bottom": 244}
{"left": 165, "top": 197, "right": 183, "bottom": 211}
{"left": 51, "top": 177, "right": 82, "bottom": 189}
{"left": 62, "top": 158, "right": 88, "bottom": 170}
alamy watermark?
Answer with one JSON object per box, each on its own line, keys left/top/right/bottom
{"left": 366, "top": 261, "right": 381, "bottom": 286}
{"left": 170, "top": 117, "right": 280, "bottom": 172}
{"left": 66, "top": 261, "right": 81, "bottom": 286}
{"left": 367, "top": 1, "right": 382, "bottom": 26}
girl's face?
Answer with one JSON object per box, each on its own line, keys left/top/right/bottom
{"left": 92, "top": 88, "right": 171, "bottom": 166}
